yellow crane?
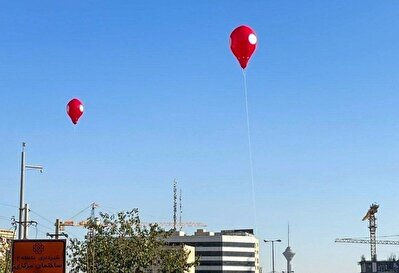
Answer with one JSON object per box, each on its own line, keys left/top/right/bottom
{"left": 140, "top": 221, "right": 206, "bottom": 229}
{"left": 335, "top": 203, "right": 399, "bottom": 261}
{"left": 47, "top": 203, "right": 99, "bottom": 239}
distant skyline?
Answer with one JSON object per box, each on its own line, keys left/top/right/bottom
{"left": 1, "top": 1, "right": 399, "bottom": 273}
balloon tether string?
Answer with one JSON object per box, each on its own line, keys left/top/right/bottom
{"left": 242, "top": 69, "right": 258, "bottom": 234}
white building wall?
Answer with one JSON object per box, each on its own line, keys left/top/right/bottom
{"left": 168, "top": 229, "right": 260, "bottom": 273}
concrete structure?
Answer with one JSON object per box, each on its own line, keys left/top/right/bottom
{"left": 359, "top": 260, "right": 399, "bottom": 273}
{"left": 168, "top": 229, "right": 260, "bottom": 273}
{"left": 185, "top": 245, "right": 196, "bottom": 273}
{"left": 0, "top": 229, "right": 15, "bottom": 240}
{"left": 282, "top": 225, "right": 295, "bottom": 273}
{"left": 282, "top": 246, "right": 295, "bottom": 273}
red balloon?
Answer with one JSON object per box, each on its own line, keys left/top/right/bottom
{"left": 230, "top": 25, "right": 257, "bottom": 69}
{"left": 67, "top": 98, "right": 84, "bottom": 125}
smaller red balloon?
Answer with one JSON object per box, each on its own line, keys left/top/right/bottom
{"left": 67, "top": 98, "right": 84, "bottom": 125}
{"left": 230, "top": 25, "right": 257, "bottom": 69}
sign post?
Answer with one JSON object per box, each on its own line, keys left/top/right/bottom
{"left": 12, "top": 240, "right": 66, "bottom": 273}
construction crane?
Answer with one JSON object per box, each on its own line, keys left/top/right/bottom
{"left": 141, "top": 221, "right": 207, "bottom": 228}
{"left": 47, "top": 202, "right": 99, "bottom": 239}
{"left": 60, "top": 203, "right": 98, "bottom": 228}
{"left": 335, "top": 238, "right": 399, "bottom": 246}
{"left": 335, "top": 203, "right": 399, "bottom": 261}
{"left": 363, "top": 203, "right": 379, "bottom": 261}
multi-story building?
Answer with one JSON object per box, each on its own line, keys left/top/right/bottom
{"left": 0, "top": 229, "right": 14, "bottom": 240}
{"left": 168, "top": 228, "right": 260, "bottom": 273}
{"left": 359, "top": 260, "right": 399, "bottom": 273}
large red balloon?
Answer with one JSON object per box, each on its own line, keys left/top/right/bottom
{"left": 230, "top": 25, "right": 257, "bottom": 69}
{"left": 67, "top": 98, "right": 84, "bottom": 125}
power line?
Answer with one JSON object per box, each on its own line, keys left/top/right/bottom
{"left": 67, "top": 203, "right": 95, "bottom": 220}
{"left": 29, "top": 209, "right": 55, "bottom": 225}
{"left": 0, "top": 203, "right": 18, "bottom": 208}
{"left": 36, "top": 223, "right": 55, "bottom": 233}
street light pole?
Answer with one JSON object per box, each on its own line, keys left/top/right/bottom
{"left": 264, "top": 239, "right": 281, "bottom": 273}
{"left": 18, "top": 142, "right": 43, "bottom": 239}
{"left": 18, "top": 143, "right": 26, "bottom": 240}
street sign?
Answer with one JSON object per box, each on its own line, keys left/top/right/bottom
{"left": 12, "top": 240, "right": 66, "bottom": 273}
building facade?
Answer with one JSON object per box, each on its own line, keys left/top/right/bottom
{"left": 359, "top": 260, "right": 399, "bottom": 273}
{"left": 0, "top": 229, "right": 14, "bottom": 240}
{"left": 168, "top": 229, "right": 260, "bottom": 273}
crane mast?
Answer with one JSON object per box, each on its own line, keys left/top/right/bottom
{"left": 334, "top": 203, "right": 399, "bottom": 262}
{"left": 362, "top": 203, "right": 379, "bottom": 261}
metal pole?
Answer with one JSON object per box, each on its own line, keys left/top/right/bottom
{"left": 18, "top": 142, "right": 43, "bottom": 240}
{"left": 18, "top": 143, "right": 26, "bottom": 239}
{"left": 55, "top": 219, "right": 60, "bottom": 239}
{"left": 272, "top": 241, "right": 275, "bottom": 273}
{"left": 264, "top": 239, "right": 281, "bottom": 273}
{"left": 23, "top": 203, "right": 29, "bottom": 239}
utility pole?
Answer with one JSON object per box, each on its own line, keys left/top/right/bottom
{"left": 55, "top": 219, "right": 60, "bottom": 239}
{"left": 23, "top": 204, "right": 29, "bottom": 239}
{"left": 18, "top": 143, "right": 43, "bottom": 239}
{"left": 46, "top": 219, "right": 68, "bottom": 239}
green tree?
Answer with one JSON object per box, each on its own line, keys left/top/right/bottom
{"left": 68, "top": 209, "right": 197, "bottom": 273}
{"left": 0, "top": 238, "right": 12, "bottom": 273}
{"left": 157, "top": 245, "right": 195, "bottom": 273}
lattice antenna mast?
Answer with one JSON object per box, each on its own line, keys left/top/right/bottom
{"left": 179, "top": 189, "right": 182, "bottom": 230}
{"left": 173, "top": 179, "right": 177, "bottom": 230}
{"left": 362, "top": 203, "right": 379, "bottom": 261}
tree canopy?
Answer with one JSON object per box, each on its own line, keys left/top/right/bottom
{"left": 0, "top": 237, "right": 12, "bottom": 273}
{"left": 68, "top": 209, "right": 197, "bottom": 273}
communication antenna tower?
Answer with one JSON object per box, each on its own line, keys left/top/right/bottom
{"left": 173, "top": 179, "right": 177, "bottom": 230}
{"left": 283, "top": 223, "right": 295, "bottom": 273}
{"left": 179, "top": 189, "right": 182, "bottom": 230}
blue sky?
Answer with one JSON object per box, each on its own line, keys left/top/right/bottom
{"left": 1, "top": 1, "right": 399, "bottom": 272}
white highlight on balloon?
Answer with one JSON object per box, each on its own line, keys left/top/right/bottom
{"left": 79, "top": 105, "right": 84, "bottom": 112}
{"left": 248, "top": 33, "right": 257, "bottom": 45}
